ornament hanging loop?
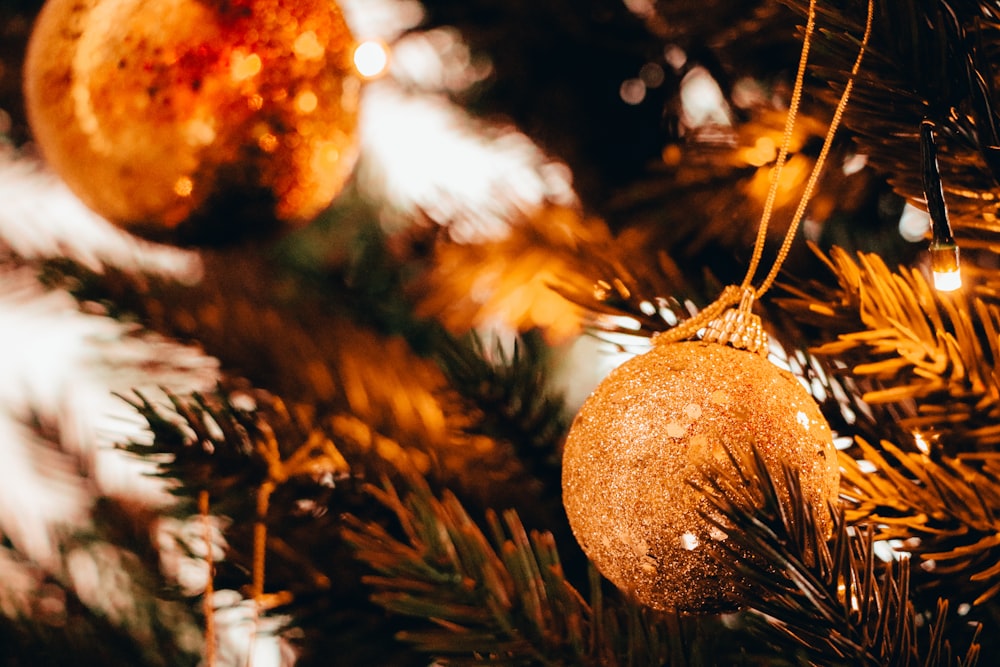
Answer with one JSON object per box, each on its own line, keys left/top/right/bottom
{"left": 702, "top": 287, "right": 769, "bottom": 356}
{"left": 654, "top": 0, "right": 873, "bottom": 352}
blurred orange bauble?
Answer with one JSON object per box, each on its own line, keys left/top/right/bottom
{"left": 24, "top": 0, "right": 362, "bottom": 244}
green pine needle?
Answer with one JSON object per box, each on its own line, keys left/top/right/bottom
{"left": 343, "top": 473, "right": 740, "bottom": 666}
{"left": 692, "top": 435, "right": 981, "bottom": 666}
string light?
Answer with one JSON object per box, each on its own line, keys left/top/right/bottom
{"left": 920, "top": 119, "right": 962, "bottom": 292}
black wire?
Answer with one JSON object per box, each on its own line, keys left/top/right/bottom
{"left": 920, "top": 119, "right": 956, "bottom": 246}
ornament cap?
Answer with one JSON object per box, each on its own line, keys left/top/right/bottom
{"left": 702, "top": 287, "right": 768, "bottom": 355}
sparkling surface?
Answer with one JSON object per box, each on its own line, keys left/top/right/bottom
{"left": 562, "top": 341, "right": 839, "bottom": 611}
{"left": 24, "top": 0, "right": 361, "bottom": 243}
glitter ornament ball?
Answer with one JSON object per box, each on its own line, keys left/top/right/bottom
{"left": 24, "top": 0, "right": 361, "bottom": 244}
{"left": 562, "top": 340, "right": 839, "bottom": 612}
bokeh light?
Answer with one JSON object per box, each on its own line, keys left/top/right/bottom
{"left": 353, "top": 39, "right": 390, "bottom": 78}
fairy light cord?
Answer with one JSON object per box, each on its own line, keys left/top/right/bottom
{"left": 920, "top": 118, "right": 962, "bottom": 291}
{"left": 920, "top": 119, "right": 953, "bottom": 243}
{"left": 654, "top": 0, "right": 874, "bottom": 347}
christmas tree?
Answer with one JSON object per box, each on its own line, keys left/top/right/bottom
{"left": 0, "top": 0, "right": 996, "bottom": 664}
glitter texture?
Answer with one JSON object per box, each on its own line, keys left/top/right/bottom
{"left": 562, "top": 341, "right": 839, "bottom": 611}
{"left": 24, "top": 0, "right": 361, "bottom": 244}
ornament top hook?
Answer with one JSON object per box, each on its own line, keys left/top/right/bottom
{"left": 651, "top": 0, "right": 873, "bottom": 356}
{"left": 702, "top": 287, "right": 768, "bottom": 356}
{"left": 650, "top": 284, "right": 768, "bottom": 356}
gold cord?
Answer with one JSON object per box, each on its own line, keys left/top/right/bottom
{"left": 741, "top": 0, "right": 818, "bottom": 290}
{"left": 756, "top": 0, "right": 875, "bottom": 298}
{"left": 252, "top": 481, "right": 274, "bottom": 600}
{"left": 199, "top": 490, "right": 216, "bottom": 667}
{"left": 655, "top": 0, "right": 874, "bottom": 347}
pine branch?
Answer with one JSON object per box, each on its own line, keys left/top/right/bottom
{"left": 342, "top": 473, "right": 747, "bottom": 666}
{"left": 36, "top": 244, "right": 548, "bottom": 505}
{"left": 775, "top": 244, "right": 1000, "bottom": 451}
{"left": 116, "top": 384, "right": 450, "bottom": 662}
{"left": 0, "top": 548, "right": 195, "bottom": 667}
{"left": 0, "top": 410, "right": 200, "bottom": 666}
{"left": 119, "top": 388, "right": 347, "bottom": 590}
{"left": 840, "top": 436, "right": 1000, "bottom": 608}
{"left": 432, "top": 331, "right": 569, "bottom": 483}
{"left": 59, "top": 247, "right": 457, "bottom": 443}
{"left": 408, "top": 208, "right": 600, "bottom": 343}
{"left": 693, "top": 437, "right": 982, "bottom": 666}
{"left": 784, "top": 0, "right": 1000, "bottom": 244}
{"left": 548, "top": 229, "right": 716, "bottom": 339}
{"left": 117, "top": 387, "right": 351, "bottom": 509}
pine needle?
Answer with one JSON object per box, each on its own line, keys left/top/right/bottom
{"left": 691, "top": 435, "right": 981, "bottom": 666}
{"left": 839, "top": 435, "right": 1000, "bottom": 606}
{"left": 432, "top": 331, "right": 569, "bottom": 485}
{"left": 776, "top": 244, "right": 1000, "bottom": 449}
{"left": 342, "top": 472, "right": 741, "bottom": 666}
{"left": 784, "top": 0, "right": 1000, "bottom": 240}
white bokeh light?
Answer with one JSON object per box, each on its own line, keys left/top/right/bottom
{"left": 359, "top": 84, "right": 576, "bottom": 242}
{"left": 898, "top": 201, "right": 930, "bottom": 242}
{"left": 679, "top": 66, "right": 733, "bottom": 129}
{"left": 353, "top": 39, "right": 390, "bottom": 78}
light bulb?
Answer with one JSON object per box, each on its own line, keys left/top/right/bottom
{"left": 930, "top": 241, "right": 961, "bottom": 292}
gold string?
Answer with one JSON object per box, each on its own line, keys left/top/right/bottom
{"left": 741, "top": 0, "right": 818, "bottom": 290}
{"left": 756, "top": 0, "right": 875, "bottom": 298}
{"left": 655, "top": 0, "right": 874, "bottom": 346}
{"left": 199, "top": 490, "right": 216, "bottom": 667}
{"left": 651, "top": 285, "right": 742, "bottom": 346}
{"left": 252, "top": 481, "right": 273, "bottom": 601}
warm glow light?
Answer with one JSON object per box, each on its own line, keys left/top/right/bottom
{"left": 933, "top": 268, "right": 962, "bottom": 292}
{"left": 679, "top": 66, "right": 732, "bottom": 129}
{"left": 358, "top": 87, "right": 577, "bottom": 243}
{"left": 311, "top": 141, "right": 342, "bottom": 172}
{"left": 353, "top": 40, "right": 390, "bottom": 78}
{"left": 601, "top": 314, "right": 642, "bottom": 331}
{"left": 173, "top": 176, "right": 193, "bottom": 197}
{"left": 897, "top": 202, "right": 929, "bottom": 242}
{"left": 680, "top": 532, "right": 699, "bottom": 550}
{"left": 661, "top": 144, "right": 682, "bottom": 166}
{"left": 913, "top": 432, "right": 931, "bottom": 454}
{"left": 747, "top": 154, "right": 808, "bottom": 204}
{"left": 619, "top": 78, "right": 646, "bottom": 105}
{"left": 842, "top": 152, "right": 867, "bottom": 175}
{"left": 640, "top": 62, "right": 665, "bottom": 88}
{"left": 293, "top": 31, "right": 325, "bottom": 60}
{"left": 295, "top": 90, "right": 319, "bottom": 114}
{"left": 774, "top": 155, "right": 808, "bottom": 193}
{"left": 257, "top": 133, "right": 278, "bottom": 153}
{"left": 665, "top": 44, "right": 687, "bottom": 70}
{"left": 183, "top": 119, "right": 216, "bottom": 146}
{"left": 230, "top": 52, "right": 262, "bottom": 81}
{"left": 930, "top": 242, "right": 961, "bottom": 292}
{"left": 745, "top": 136, "right": 777, "bottom": 167}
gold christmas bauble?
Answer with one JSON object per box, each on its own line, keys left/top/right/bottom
{"left": 562, "top": 340, "right": 838, "bottom": 611}
{"left": 24, "top": 0, "right": 361, "bottom": 244}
